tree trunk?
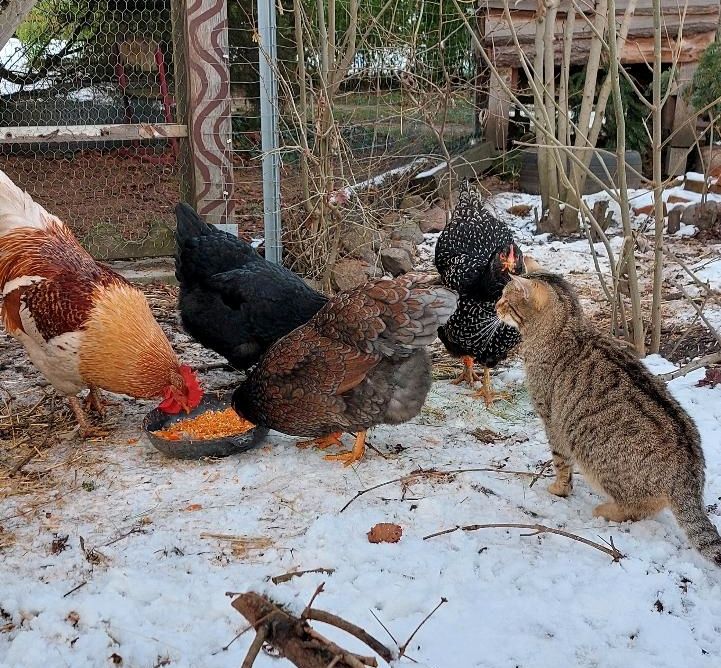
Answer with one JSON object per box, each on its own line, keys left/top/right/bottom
{"left": 650, "top": 0, "right": 664, "bottom": 352}
{"left": 608, "top": 0, "right": 646, "bottom": 355}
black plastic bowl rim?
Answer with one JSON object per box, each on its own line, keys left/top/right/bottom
{"left": 142, "top": 390, "right": 268, "bottom": 460}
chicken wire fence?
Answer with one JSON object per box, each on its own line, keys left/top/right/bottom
{"left": 0, "top": 0, "right": 186, "bottom": 259}
{"left": 0, "top": 0, "right": 479, "bottom": 266}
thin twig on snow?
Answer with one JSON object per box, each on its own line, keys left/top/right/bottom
{"left": 423, "top": 523, "right": 624, "bottom": 562}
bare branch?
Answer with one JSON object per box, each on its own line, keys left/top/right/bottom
{"left": 659, "top": 351, "right": 721, "bottom": 381}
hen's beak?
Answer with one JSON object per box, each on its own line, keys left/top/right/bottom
{"left": 502, "top": 246, "right": 517, "bottom": 273}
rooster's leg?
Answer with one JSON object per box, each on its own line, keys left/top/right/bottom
{"left": 324, "top": 430, "right": 367, "bottom": 467}
{"left": 68, "top": 397, "right": 109, "bottom": 439}
{"left": 451, "top": 356, "right": 481, "bottom": 388}
{"left": 296, "top": 432, "right": 344, "bottom": 450}
{"left": 83, "top": 386, "right": 107, "bottom": 416}
{"left": 472, "top": 368, "right": 512, "bottom": 407}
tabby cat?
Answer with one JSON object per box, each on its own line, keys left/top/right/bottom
{"left": 496, "top": 271, "right": 721, "bottom": 565}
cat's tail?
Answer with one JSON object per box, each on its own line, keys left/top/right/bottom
{"left": 670, "top": 495, "right": 721, "bottom": 566}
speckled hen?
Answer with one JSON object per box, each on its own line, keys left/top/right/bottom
{"left": 232, "top": 273, "right": 457, "bottom": 466}
{"left": 434, "top": 179, "right": 526, "bottom": 405}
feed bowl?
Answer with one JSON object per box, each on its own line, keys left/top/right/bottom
{"left": 142, "top": 390, "right": 268, "bottom": 460}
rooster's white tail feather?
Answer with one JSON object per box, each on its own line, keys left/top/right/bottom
{"left": 0, "top": 169, "right": 63, "bottom": 237}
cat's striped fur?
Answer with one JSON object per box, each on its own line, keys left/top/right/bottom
{"left": 497, "top": 271, "right": 721, "bottom": 565}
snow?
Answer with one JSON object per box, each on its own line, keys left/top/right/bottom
{"left": 343, "top": 159, "right": 429, "bottom": 199}
{"left": 415, "top": 161, "right": 449, "bottom": 179}
{"left": 630, "top": 184, "right": 721, "bottom": 213}
{"left": 3, "top": 190, "right": 721, "bottom": 667}
{"left": 0, "top": 38, "right": 66, "bottom": 97}
{"left": 2, "top": 360, "right": 721, "bottom": 667}
{"left": 695, "top": 258, "right": 721, "bottom": 291}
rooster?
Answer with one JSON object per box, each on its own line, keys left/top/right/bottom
{"left": 0, "top": 170, "right": 203, "bottom": 436}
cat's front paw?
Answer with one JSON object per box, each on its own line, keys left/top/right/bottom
{"left": 548, "top": 480, "right": 572, "bottom": 497}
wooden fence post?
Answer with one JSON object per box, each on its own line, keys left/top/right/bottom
{"left": 170, "top": 0, "right": 236, "bottom": 230}
{"left": 487, "top": 67, "right": 516, "bottom": 151}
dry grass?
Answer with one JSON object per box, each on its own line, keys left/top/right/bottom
{"left": 0, "top": 386, "right": 109, "bottom": 529}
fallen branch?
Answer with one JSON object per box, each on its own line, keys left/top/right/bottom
{"left": 305, "top": 609, "right": 394, "bottom": 663}
{"left": 423, "top": 523, "right": 624, "bottom": 562}
{"left": 658, "top": 351, "right": 721, "bottom": 382}
{"left": 528, "top": 459, "right": 553, "bottom": 489}
{"left": 340, "top": 466, "right": 550, "bottom": 513}
{"left": 666, "top": 249, "right": 720, "bottom": 300}
{"left": 63, "top": 581, "right": 87, "bottom": 598}
{"left": 241, "top": 623, "right": 268, "bottom": 668}
{"left": 231, "top": 592, "right": 395, "bottom": 667}
{"left": 675, "top": 282, "right": 721, "bottom": 349}
{"left": 271, "top": 567, "right": 336, "bottom": 585}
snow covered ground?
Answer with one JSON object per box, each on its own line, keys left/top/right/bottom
{"left": 2, "top": 191, "right": 721, "bottom": 668}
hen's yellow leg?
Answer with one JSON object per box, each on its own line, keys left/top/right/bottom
{"left": 451, "top": 355, "right": 481, "bottom": 387}
{"left": 472, "top": 368, "right": 511, "bottom": 407}
{"left": 325, "top": 430, "right": 367, "bottom": 467}
{"left": 296, "top": 432, "right": 344, "bottom": 450}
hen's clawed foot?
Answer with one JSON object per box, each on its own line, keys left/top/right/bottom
{"left": 296, "top": 432, "right": 344, "bottom": 450}
{"left": 79, "top": 425, "right": 112, "bottom": 439}
{"left": 472, "top": 386, "right": 512, "bottom": 407}
{"left": 451, "top": 356, "right": 481, "bottom": 388}
{"left": 324, "top": 431, "right": 367, "bottom": 467}
{"left": 472, "top": 368, "right": 511, "bottom": 407}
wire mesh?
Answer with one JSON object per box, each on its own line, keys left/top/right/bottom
{"left": 0, "top": 0, "right": 183, "bottom": 259}
{"left": 226, "top": 0, "right": 478, "bottom": 283}
{"left": 1, "top": 0, "right": 479, "bottom": 267}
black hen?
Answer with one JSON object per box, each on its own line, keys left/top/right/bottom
{"left": 174, "top": 203, "right": 328, "bottom": 370}
{"left": 434, "top": 180, "right": 525, "bottom": 405}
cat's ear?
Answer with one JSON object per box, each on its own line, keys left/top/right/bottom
{"left": 523, "top": 255, "right": 542, "bottom": 272}
{"left": 510, "top": 274, "right": 533, "bottom": 300}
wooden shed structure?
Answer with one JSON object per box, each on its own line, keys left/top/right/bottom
{"left": 477, "top": 0, "right": 721, "bottom": 172}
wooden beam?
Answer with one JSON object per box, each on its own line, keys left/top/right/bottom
{"left": 170, "top": 0, "right": 236, "bottom": 229}
{"left": 0, "top": 0, "right": 37, "bottom": 51}
{"left": 489, "top": 31, "right": 718, "bottom": 67}
{"left": 479, "top": 0, "right": 719, "bottom": 13}
{"left": 483, "top": 13, "right": 719, "bottom": 46}
{"left": 0, "top": 123, "right": 188, "bottom": 144}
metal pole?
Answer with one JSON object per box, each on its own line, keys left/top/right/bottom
{"left": 258, "top": 0, "right": 282, "bottom": 264}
